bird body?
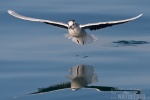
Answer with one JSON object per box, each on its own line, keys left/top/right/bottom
{"left": 68, "top": 22, "right": 83, "bottom": 37}
{"left": 8, "top": 10, "right": 142, "bottom": 45}
{"left": 66, "top": 21, "right": 96, "bottom": 45}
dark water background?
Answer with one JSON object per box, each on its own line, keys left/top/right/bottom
{"left": 0, "top": 0, "right": 150, "bottom": 100}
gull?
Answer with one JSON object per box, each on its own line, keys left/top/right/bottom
{"left": 8, "top": 10, "right": 142, "bottom": 45}
{"left": 28, "top": 64, "right": 140, "bottom": 95}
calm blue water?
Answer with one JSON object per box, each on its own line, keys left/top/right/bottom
{"left": 0, "top": 0, "right": 150, "bottom": 100}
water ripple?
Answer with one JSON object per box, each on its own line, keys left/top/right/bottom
{"left": 113, "top": 40, "right": 150, "bottom": 47}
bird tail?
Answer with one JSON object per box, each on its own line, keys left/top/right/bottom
{"left": 83, "top": 33, "right": 98, "bottom": 44}
{"left": 65, "top": 33, "right": 98, "bottom": 45}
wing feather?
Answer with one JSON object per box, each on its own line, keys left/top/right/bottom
{"left": 85, "top": 86, "right": 141, "bottom": 94}
{"left": 29, "top": 82, "right": 71, "bottom": 95}
{"left": 8, "top": 10, "right": 68, "bottom": 29}
{"left": 80, "top": 14, "right": 143, "bottom": 31}
{"left": 85, "top": 86, "right": 118, "bottom": 91}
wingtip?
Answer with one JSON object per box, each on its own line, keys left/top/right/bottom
{"left": 7, "top": 10, "right": 13, "bottom": 14}
{"left": 138, "top": 13, "right": 143, "bottom": 18}
{"left": 140, "top": 13, "right": 143, "bottom": 16}
{"left": 133, "top": 13, "right": 143, "bottom": 20}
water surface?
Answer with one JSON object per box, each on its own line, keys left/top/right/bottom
{"left": 0, "top": 0, "right": 150, "bottom": 100}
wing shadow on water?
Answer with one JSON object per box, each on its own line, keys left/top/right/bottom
{"left": 113, "top": 40, "right": 150, "bottom": 47}
{"left": 28, "top": 64, "right": 141, "bottom": 99}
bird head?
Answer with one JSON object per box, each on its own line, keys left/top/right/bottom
{"left": 68, "top": 20, "right": 76, "bottom": 29}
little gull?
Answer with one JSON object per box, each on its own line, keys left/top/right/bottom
{"left": 7, "top": 10, "right": 142, "bottom": 45}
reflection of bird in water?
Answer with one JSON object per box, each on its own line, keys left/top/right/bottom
{"left": 67, "top": 64, "right": 98, "bottom": 90}
{"left": 29, "top": 64, "right": 141, "bottom": 95}
{"left": 8, "top": 10, "right": 142, "bottom": 45}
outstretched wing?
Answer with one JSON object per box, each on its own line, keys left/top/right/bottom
{"left": 80, "top": 14, "right": 143, "bottom": 31}
{"left": 85, "top": 86, "right": 141, "bottom": 94}
{"left": 29, "top": 82, "right": 71, "bottom": 95}
{"left": 7, "top": 10, "right": 68, "bottom": 29}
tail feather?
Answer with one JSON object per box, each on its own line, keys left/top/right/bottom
{"left": 84, "top": 33, "right": 98, "bottom": 44}
{"left": 65, "top": 33, "right": 98, "bottom": 45}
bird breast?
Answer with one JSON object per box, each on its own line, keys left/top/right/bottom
{"left": 68, "top": 26, "right": 86, "bottom": 37}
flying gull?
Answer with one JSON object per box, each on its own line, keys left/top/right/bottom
{"left": 7, "top": 10, "right": 142, "bottom": 45}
